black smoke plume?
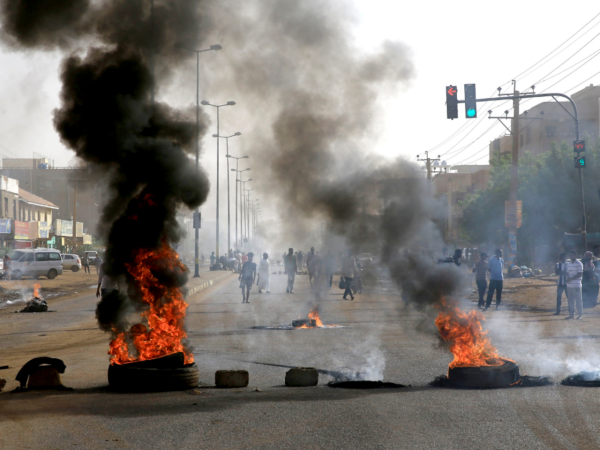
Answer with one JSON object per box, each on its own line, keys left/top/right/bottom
{"left": 0, "top": 0, "right": 210, "bottom": 336}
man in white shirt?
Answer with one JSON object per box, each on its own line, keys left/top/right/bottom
{"left": 564, "top": 250, "right": 584, "bottom": 320}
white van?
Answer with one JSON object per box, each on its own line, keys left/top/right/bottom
{"left": 7, "top": 249, "right": 64, "bottom": 279}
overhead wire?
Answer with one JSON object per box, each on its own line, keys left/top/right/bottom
{"left": 431, "top": 13, "right": 600, "bottom": 166}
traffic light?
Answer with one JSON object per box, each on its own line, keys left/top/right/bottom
{"left": 574, "top": 156, "right": 586, "bottom": 169}
{"left": 446, "top": 85, "right": 458, "bottom": 119}
{"left": 464, "top": 84, "right": 477, "bottom": 118}
{"left": 574, "top": 140, "right": 585, "bottom": 153}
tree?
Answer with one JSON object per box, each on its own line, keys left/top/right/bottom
{"left": 460, "top": 138, "right": 600, "bottom": 266}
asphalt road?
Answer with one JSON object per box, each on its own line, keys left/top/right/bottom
{"left": 2, "top": 270, "right": 600, "bottom": 449}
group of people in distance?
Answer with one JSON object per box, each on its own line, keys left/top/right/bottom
{"left": 236, "top": 246, "right": 362, "bottom": 303}
{"left": 469, "top": 245, "right": 600, "bottom": 319}
{"left": 554, "top": 248, "right": 600, "bottom": 319}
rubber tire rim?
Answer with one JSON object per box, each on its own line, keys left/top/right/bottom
{"left": 108, "top": 363, "right": 199, "bottom": 392}
{"left": 447, "top": 360, "right": 520, "bottom": 388}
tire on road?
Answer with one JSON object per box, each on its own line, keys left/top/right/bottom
{"left": 447, "top": 360, "right": 519, "bottom": 388}
{"left": 108, "top": 363, "right": 199, "bottom": 392}
{"left": 71, "top": 266, "right": 80, "bottom": 273}
{"left": 47, "top": 269, "right": 58, "bottom": 280}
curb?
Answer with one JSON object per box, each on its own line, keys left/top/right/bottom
{"left": 187, "top": 271, "right": 233, "bottom": 296}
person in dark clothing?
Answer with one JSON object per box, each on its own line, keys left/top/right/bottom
{"left": 582, "top": 251, "right": 599, "bottom": 308}
{"left": 554, "top": 253, "right": 567, "bottom": 315}
{"left": 341, "top": 250, "right": 357, "bottom": 301}
{"left": 484, "top": 249, "right": 504, "bottom": 311}
{"left": 473, "top": 253, "right": 488, "bottom": 308}
{"left": 452, "top": 249, "right": 462, "bottom": 266}
{"left": 239, "top": 252, "right": 256, "bottom": 303}
{"left": 284, "top": 248, "right": 297, "bottom": 293}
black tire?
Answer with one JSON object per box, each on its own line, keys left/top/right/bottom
{"left": 12, "top": 270, "right": 21, "bottom": 280}
{"left": 448, "top": 360, "right": 520, "bottom": 388}
{"left": 47, "top": 269, "right": 58, "bottom": 280}
{"left": 72, "top": 266, "right": 80, "bottom": 273}
{"left": 108, "top": 363, "right": 199, "bottom": 391}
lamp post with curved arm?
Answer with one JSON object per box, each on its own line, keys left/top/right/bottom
{"left": 214, "top": 132, "right": 242, "bottom": 256}
{"left": 201, "top": 100, "right": 236, "bottom": 260}
{"left": 230, "top": 165, "right": 249, "bottom": 249}
{"left": 175, "top": 43, "right": 222, "bottom": 278}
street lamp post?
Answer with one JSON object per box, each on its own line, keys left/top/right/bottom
{"left": 231, "top": 166, "right": 249, "bottom": 249}
{"left": 240, "top": 179, "right": 252, "bottom": 248}
{"left": 176, "top": 43, "right": 222, "bottom": 278}
{"left": 245, "top": 188, "right": 254, "bottom": 250}
{"left": 201, "top": 100, "right": 236, "bottom": 261}
{"left": 214, "top": 133, "right": 242, "bottom": 256}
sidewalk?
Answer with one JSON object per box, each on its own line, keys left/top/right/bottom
{"left": 185, "top": 267, "right": 233, "bottom": 296}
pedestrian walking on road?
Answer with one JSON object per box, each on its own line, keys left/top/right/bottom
{"left": 565, "top": 250, "right": 584, "bottom": 320}
{"left": 473, "top": 252, "right": 488, "bottom": 308}
{"left": 554, "top": 253, "right": 567, "bottom": 315}
{"left": 341, "top": 249, "right": 358, "bottom": 301}
{"left": 94, "top": 255, "right": 103, "bottom": 274}
{"left": 284, "top": 248, "right": 297, "bottom": 293}
{"left": 258, "top": 252, "right": 270, "bottom": 293}
{"left": 484, "top": 249, "right": 503, "bottom": 311}
{"left": 297, "top": 251, "right": 304, "bottom": 271}
{"left": 82, "top": 253, "right": 90, "bottom": 274}
{"left": 210, "top": 252, "right": 216, "bottom": 267}
{"left": 582, "top": 251, "right": 599, "bottom": 308}
{"left": 239, "top": 252, "right": 256, "bottom": 303}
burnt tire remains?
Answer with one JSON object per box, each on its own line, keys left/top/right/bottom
{"left": 447, "top": 360, "right": 520, "bottom": 389}
{"left": 108, "top": 355, "right": 199, "bottom": 392}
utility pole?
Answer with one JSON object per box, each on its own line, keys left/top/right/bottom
{"left": 447, "top": 83, "right": 586, "bottom": 254}
{"left": 417, "top": 151, "right": 441, "bottom": 180}
{"left": 69, "top": 179, "right": 86, "bottom": 253}
{"left": 72, "top": 182, "right": 77, "bottom": 253}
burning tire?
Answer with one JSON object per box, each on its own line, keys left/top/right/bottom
{"left": 108, "top": 362, "right": 199, "bottom": 392}
{"left": 447, "top": 360, "right": 519, "bottom": 389}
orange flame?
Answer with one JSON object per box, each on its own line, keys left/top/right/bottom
{"left": 33, "top": 283, "right": 41, "bottom": 298}
{"left": 295, "top": 308, "right": 335, "bottom": 329}
{"left": 435, "top": 298, "right": 507, "bottom": 368}
{"left": 109, "top": 243, "right": 193, "bottom": 365}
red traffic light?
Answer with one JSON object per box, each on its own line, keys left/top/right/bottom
{"left": 574, "top": 140, "right": 585, "bottom": 152}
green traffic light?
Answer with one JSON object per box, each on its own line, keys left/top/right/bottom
{"left": 467, "top": 108, "right": 476, "bottom": 117}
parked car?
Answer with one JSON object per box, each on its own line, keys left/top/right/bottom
{"left": 7, "top": 249, "right": 63, "bottom": 279}
{"left": 61, "top": 253, "right": 82, "bottom": 272}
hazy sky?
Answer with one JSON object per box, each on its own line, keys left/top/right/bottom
{"left": 0, "top": 1, "right": 598, "bottom": 214}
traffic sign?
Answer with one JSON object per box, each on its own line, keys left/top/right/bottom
{"left": 574, "top": 140, "right": 585, "bottom": 153}
{"left": 446, "top": 85, "right": 458, "bottom": 119}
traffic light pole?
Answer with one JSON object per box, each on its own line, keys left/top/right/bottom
{"left": 457, "top": 91, "right": 586, "bottom": 251}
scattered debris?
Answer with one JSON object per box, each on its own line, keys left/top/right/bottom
{"left": 0, "top": 378, "right": 6, "bottom": 392}
{"left": 254, "top": 387, "right": 262, "bottom": 392}
{"left": 561, "top": 372, "right": 600, "bottom": 387}
{"left": 13, "top": 357, "right": 70, "bottom": 392}
{"left": 0, "top": 365, "right": 9, "bottom": 370}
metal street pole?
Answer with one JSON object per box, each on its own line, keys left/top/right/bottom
{"left": 200, "top": 100, "right": 236, "bottom": 260}
{"left": 215, "top": 134, "right": 242, "bottom": 256}
{"left": 177, "top": 44, "right": 221, "bottom": 277}
{"left": 230, "top": 164, "right": 249, "bottom": 249}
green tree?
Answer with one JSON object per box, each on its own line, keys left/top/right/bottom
{"left": 460, "top": 138, "right": 600, "bottom": 266}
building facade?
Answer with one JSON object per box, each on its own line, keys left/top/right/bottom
{"left": 489, "top": 84, "right": 600, "bottom": 160}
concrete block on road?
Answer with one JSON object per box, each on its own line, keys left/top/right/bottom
{"left": 215, "top": 370, "right": 249, "bottom": 388}
{"left": 285, "top": 367, "right": 318, "bottom": 386}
